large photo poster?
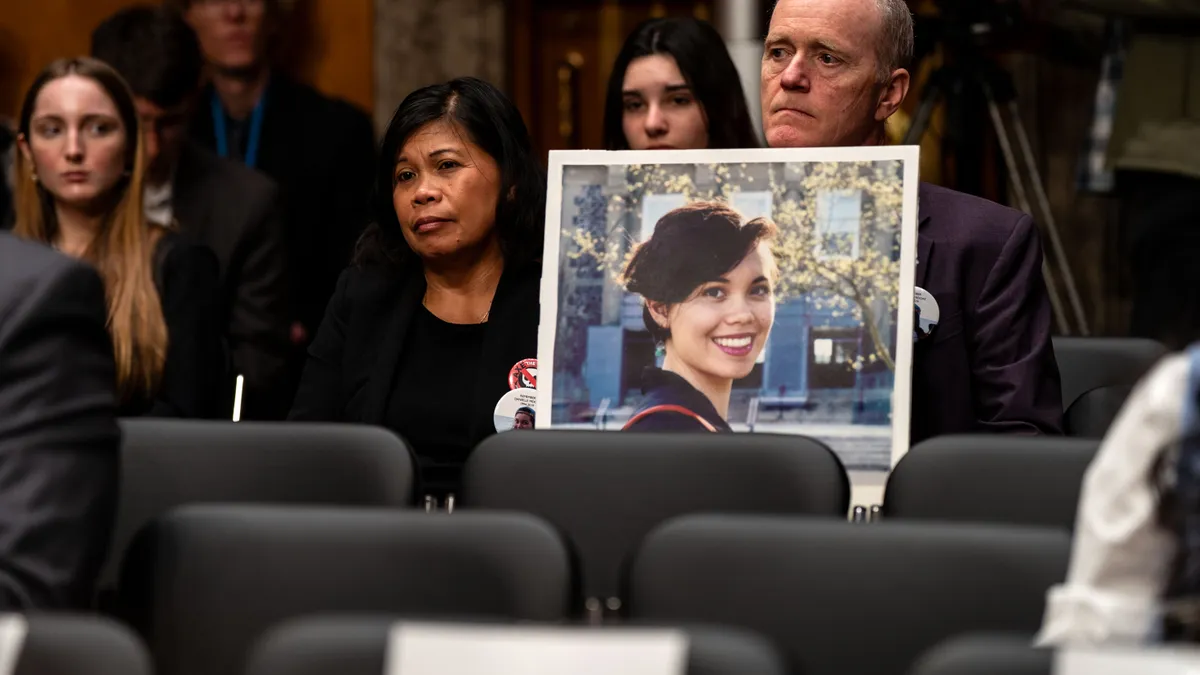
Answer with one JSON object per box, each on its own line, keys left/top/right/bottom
{"left": 537, "top": 147, "right": 920, "bottom": 497}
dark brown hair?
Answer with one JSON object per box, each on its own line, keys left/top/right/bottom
{"left": 14, "top": 57, "right": 168, "bottom": 403}
{"left": 623, "top": 200, "right": 776, "bottom": 343}
{"left": 603, "top": 17, "right": 760, "bottom": 150}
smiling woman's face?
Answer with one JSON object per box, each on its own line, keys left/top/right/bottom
{"left": 653, "top": 241, "right": 776, "bottom": 383}
{"left": 392, "top": 119, "right": 502, "bottom": 262}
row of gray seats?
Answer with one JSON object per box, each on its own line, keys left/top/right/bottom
{"left": 11, "top": 613, "right": 1185, "bottom": 675}
{"left": 104, "top": 421, "right": 1101, "bottom": 621}
{"left": 114, "top": 508, "right": 1069, "bottom": 675}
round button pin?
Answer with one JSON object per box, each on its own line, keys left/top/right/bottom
{"left": 913, "top": 286, "right": 940, "bottom": 343}
{"left": 494, "top": 388, "right": 538, "bottom": 432}
{"left": 508, "top": 358, "right": 538, "bottom": 390}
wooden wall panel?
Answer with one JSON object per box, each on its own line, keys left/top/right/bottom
{"left": 279, "top": 0, "right": 374, "bottom": 113}
{"left": 0, "top": 0, "right": 374, "bottom": 123}
{"left": 0, "top": 0, "right": 133, "bottom": 120}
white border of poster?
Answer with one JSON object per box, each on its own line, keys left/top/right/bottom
{"left": 537, "top": 146, "right": 921, "bottom": 484}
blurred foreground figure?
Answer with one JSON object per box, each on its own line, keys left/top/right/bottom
{"left": 0, "top": 231, "right": 120, "bottom": 609}
{"left": 1038, "top": 343, "right": 1200, "bottom": 644}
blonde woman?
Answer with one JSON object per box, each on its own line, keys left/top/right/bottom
{"left": 15, "top": 57, "right": 224, "bottom": 418}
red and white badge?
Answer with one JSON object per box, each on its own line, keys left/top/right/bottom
{"left": 508, "top": 358, "right": 537, "bottom": 390}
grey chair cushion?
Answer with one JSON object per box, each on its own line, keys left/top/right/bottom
{"left": 246, "top": 617, "right": 787, "bottom": 675}
{"left": 909, "top": 634, "right": 1050, "bottom": 675}
{"left": 461, "top": 430, "right": 849, "bottom": 607}
{"left": 17, "top": 615, "right": 151, "bottom": 675}
{"left": 882, "top": 435, "right": 1098, "bottom": 530}
{"left": 629, "top": 515, "right": 1069, "bottom": 675}
{"left": 120, "top": 506, "right": 573, "bottom": 675}
{"left": 103, "top": 420, "right": 414, "bottom": 600}
{"left": 1052, "top": 336, "right": 1166, "bottom": 409}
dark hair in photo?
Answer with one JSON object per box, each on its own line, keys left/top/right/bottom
{"left": 603, "top": 17, "right": 760, "bottom": 150}
{"left": 515, "top": 407, "right": 535, "bottom": 419}
{"left": 355, "top": 77, "right": 545, "bottom": 271}
{"left": 623, "top": 201, "right": 777, "bottom": 343}
{"left": 90, "top": 5, "right": 203, "bottom": 108}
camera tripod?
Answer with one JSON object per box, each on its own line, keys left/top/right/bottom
{"left": 903, "top": 50, "right": 1090, "bottom": 336}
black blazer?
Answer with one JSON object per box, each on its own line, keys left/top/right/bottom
{"left": 911, "top": 182, "right": 1063, "bottom": 445}
{"left": 0, "top": 232, "right": 119, "bottom": 609}
{"left": 625, "top": 368, "right": 733, "bottom": 432}
{"left": 289, "top": 261, "right": 541, "bottom": 450}
{"left": 121, "top": 230, "right": 226, "bottom": 419}
{"left": 172, "top": 142, "right": 291, "bottom": 419}
{"left": 190, "top": 73, "right": 377, "bottom": 341}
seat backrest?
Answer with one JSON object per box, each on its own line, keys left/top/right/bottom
{"left": 909, "top": 635, "right": 1051, "bottom": 675}
{"left": 103, "top": 420, "right": 414, "bottom": 597}
{"left": 16, "top": 615, "right": 151, "bottom": 675}
{"left": 882, "top": 435, "right": 1098, "bottom": 529}
{"left": 1052, "top": 337, "right": 1166, "bottom": 409}
{"left": 1063, "top": 384, "right": 1135, "bottom": 438}
{"left": 628, "top": 515, "right": 1070, "bottom": 675}
{"left": 911, "top": 634, "right": 1200, "bottom": 675}
{"left": 461, "top": 430, "right": 850, "bottom": 610}
{"left": 245, "top": 617, "right": 787, "bottom": 675}
{"left": 119, "top": 505, "right": 573, "bottom": 675}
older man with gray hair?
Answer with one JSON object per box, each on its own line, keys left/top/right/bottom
{"left": 762, "top": 0, "right": 1064, "bottom": 445}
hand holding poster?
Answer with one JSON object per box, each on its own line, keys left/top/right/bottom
{"left": 537, "top": 146, "right": 920, "bottom": 503}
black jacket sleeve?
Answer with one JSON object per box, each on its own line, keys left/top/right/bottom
{"left": 288, "top": 268, "right": 354, "bottom": 421}
{"left": 0, "top": 256, "right": 120, "bottom": 609}
{"left": 151, "top": 235, "right": 227, "bottom": 419}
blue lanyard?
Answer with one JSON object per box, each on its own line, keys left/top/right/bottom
{"left": 211, "top": 91, "right": 266, "bottom": 168}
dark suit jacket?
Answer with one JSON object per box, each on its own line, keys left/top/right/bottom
{"left": 625, "top": 368, "right": 733, "bottom": 432}
{"left": 288, "top": 261, "right": 540, "bottom": 454}
{"left": 911, "top": 182, "right": 1064, "bottom": 444}
{"left": 0, "top": 232, "right": 120, "bottom": 610}
{"left": 172, "top": 142, "right": 290, "bottom": 419}
{"left": 121, "top": 231, "right": 226, "bottom": 420}
{"left": 190, "top": 73, "right": 377, "bottom": 344}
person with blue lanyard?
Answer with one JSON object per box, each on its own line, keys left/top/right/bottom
{"left": 175, "top": 0, "right": 377, "bottom": 407}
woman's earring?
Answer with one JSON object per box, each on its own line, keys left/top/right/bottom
{"left": 30, "top": 172, "right": 38, "bottom": 184}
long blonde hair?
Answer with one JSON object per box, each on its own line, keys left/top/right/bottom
{"left": 14, "top": 57, "right": 168, "bottom": 403}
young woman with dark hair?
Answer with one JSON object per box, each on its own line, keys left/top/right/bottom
{"left": 14, "top": 57, "right": 224, "bottom": 418}
{"left": 622, "top": 201, "right": 777, "bottom": 432}
{"left": 603, "top": 17, "right": 760, "bottom": 151}
{"left": 289, "top": 77, "right": 546, "bottom": 501}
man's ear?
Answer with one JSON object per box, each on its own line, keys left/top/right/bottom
{"left": 875, "top": 68, "right": 911, "bottom": 122}
{"left": 646, "top": 300, "right": 670, "bottom": 329}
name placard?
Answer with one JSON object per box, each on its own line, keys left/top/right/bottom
{"left": 386, "top": 623, "right": 688, "bottom": 675}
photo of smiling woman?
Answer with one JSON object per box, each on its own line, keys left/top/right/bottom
{"left": 622, "top": 201, "right": 777, "bottom": 432}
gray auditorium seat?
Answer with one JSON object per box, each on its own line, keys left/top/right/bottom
{"left": 119, "top": 506, "right": 572, "bottom": 675}
{"left": 1052, "top": 337, "right": 1166, "bottom": 410}
{"left": 460, "top": 430, "right": 849, "bottom": 616}
{"left": 882, "top": 435, "right": 1098, "bottom": 529}
{"left": 14, "top": 615, "right": 150, "bottom": 675}
{"left": 1063, "top": 384, "right": 1134, "bottom": 438}
{"left": 102, "top": 420, "right": 415, "bottom": 606}
{"left": 629, "top": 515, "right": 1070, "bottom": 675}
{"left": 909, "top": 635, "right": 1051, "bottom": 675}
{"left": 245, "top": 617, "right": 787, "bottom": 675}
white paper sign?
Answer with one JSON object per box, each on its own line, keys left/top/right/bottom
{"left": 1054, "top": 645, "right": 1200, "bottom": 675}
{"left": 386, "top": 623, "right": 688, "bottom": 675}
{"left": 0, "top": 615, "right": 27, "bottom": 675}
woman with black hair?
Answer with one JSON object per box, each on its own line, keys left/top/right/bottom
{"left": 622, "top": 202, "right": 777, "bottom": 432}
{"left": 604, "top": 17, "right": 760, "bottom": 151}
{"left": 289, "top": 77, "right": 545, "bottom": 501}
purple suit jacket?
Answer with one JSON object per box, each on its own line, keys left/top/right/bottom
{"left": 910, "top": 182, "right": 1064, "bottom": 445}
